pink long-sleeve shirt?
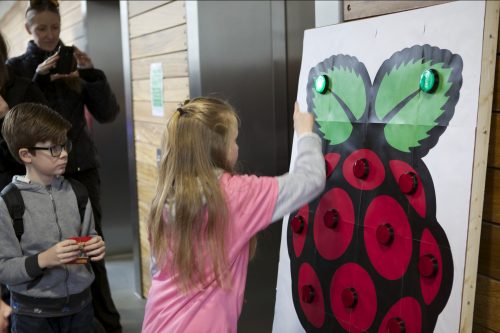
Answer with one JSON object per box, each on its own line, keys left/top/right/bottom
{"left": 142, "top": 133, "right": 325, "bottom": 333}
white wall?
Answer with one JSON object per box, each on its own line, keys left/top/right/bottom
{"left": 315, "top": 0, "right": 343, "bottom": 27}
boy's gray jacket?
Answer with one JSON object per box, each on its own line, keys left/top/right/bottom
{"left": 0, "top": 176, "right": 95, "bottom": 298}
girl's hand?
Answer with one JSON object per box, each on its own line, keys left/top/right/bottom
{"left": 83, "top": 236, "right": 106, "bottom": 261}
{"left": 293, "top": 101, "right": 314, "bottom": 135}
{"left": 0, "top": 96, "right": 9, "bottom": 119}
{"left": 73, "top": 46, "right": 93, "bottom": 69}
{"left": 36, "top": 53, "right": 59, "bottom": 75}
{"left": 38, "top": 240, "right": 80, "bottom": 268}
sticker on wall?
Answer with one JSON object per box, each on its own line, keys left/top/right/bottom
{"left": 150, "top": 62, "right": 164, "bottom": 117}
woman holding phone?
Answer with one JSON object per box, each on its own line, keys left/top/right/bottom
{"left": 0, "top": 31, "right": 47, "bottom": 190}
{"left": 7, "top": 1, "right": 122, "bottom": 332}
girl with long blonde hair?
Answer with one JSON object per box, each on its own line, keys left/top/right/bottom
{"left": 143, "top": 97, "right": 325, "bottom": 333}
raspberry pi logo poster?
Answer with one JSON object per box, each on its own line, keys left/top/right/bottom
{"left": 273, "top": 2, "right": 486, "bottom": 333}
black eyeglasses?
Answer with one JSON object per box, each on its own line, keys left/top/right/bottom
{"left": 28, "top": 141, "right": 72, "bottom": 157}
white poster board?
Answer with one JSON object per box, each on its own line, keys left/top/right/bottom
{"left": 273, "top": 2, "right": 486, "bottom": 332}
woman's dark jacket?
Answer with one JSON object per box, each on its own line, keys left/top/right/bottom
{"left": 0, "top": 66, "right": 47, "bottom": 190}
{"left": 7, "top": 40, "right": 120, "bottom": 175}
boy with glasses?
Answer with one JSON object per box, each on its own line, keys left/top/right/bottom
{"left": 0, "top": 103, "right": 106, "bottom": 333}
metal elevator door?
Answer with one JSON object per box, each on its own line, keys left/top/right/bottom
{"left": 187, "top": 1, "right": 314, "bottom": 331}
{"left": 85, "top": 0, "right": 133, "bottom": 255}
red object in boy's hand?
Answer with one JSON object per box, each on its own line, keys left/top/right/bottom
{"left": 68, "top": 236, "right": 92, "bottom": 264}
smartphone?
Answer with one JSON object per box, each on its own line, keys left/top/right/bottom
{"left": 54, "top": 45, "right": 75, "bottom": 74}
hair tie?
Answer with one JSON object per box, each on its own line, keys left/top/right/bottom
{"left": 177, "top": 107, "right": 186, "bottom": 116}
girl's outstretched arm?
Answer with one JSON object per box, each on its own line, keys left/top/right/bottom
{"left": 271, "top": 103, "right": 325, "bottom": 221}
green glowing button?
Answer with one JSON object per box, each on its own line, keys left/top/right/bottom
{"left": 419, "top": 69, "right": 439, "bottom": 93}
{"left": 314, "top": 74, "right": 329, "bottom": 94}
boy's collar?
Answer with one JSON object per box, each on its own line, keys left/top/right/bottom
{"left": 15, "top": 175, "right": 31, "bottom": 184}
{"left": 14, "top": 175, "right": 64, "bottom": 188}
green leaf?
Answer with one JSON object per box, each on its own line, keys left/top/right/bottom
{"left": 375, "top": 59, "right": 454, "bottom": 152}
{"left": 313, "top": 67, "right": 367, "bottom": 145}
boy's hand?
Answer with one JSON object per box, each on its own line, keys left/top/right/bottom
{"left": 0, "top": 300, "right": 11, "bottom": 333}
{"left": 38, "top": 240, "right": 80, "bottom": 268}
{"left": 293, "top": 102, "right": 314, "bottom": 135}
{"left": 83, "top": 236, "right": 106, "bottom": 261}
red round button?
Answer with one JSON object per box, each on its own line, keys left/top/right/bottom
{"left": 353, "top": 158, "right": 369, "bottom": 179}
{"left": 376, "top": 223, "right": 394, "bottom": 246}
{"left": 418, "top": 254, "right": 439, "bottom": 278}
{"left": 323, "top": 209, "right": 339, "bottom": 229}
{"left": 387, "top": 317, "right": 406, "bottom": 333}
{"left": 301, "top": 284, "right": 315, "bottom": 304}
{"left": 398, "top": 171, "right": 418, "bottom": 194}
{"left": 291, "top": 215, "right": 305, "bottom": 234}
{"left": 341, "top": 287, "right": 358, "bottom": 308}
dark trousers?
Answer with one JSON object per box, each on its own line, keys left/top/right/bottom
{"left": 11, "top": 303, "right": 94, "bottom": 333}
{"left": 65, "top": 168, "right": 122, "bottom": 333}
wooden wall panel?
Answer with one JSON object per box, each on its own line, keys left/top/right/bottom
{"left": 344, "top": 0, "right": 452, "bottom": 21}
{"left": 483, "top": 169, "right": 500, "bottom": 224}
{"left": 60, "top": 6, "right": 83, "bottom": 31}
{"left": 126, "top": 0, "right": 189, "bottom": 295}
{"left": 132, "top": 77, "right": 189, "bottom": 103}
{"left": 132, "top": 100, "right": 177, "bottom": 125}
{"left": 0, "top": 0, "right": 85, "bottom": 57}
{"left": 134, "top": 122, "right": 165, "bottom": 147}
{"left": 472, "top": 323, "right": 497, "bottom": 333}
{"left": 131, "top": 51, "right": 188, "bottom": 80}
{"left": 478, "top": 222, "right": 500, "bottom": 280}
{"left": 129, "top": 1, "right": 185, "bottom": 38}
{"left": 130, "top": 25, "right": 187, "bottom": 59}
{"left": 59, "top": 1, "right": 81, "bottom": 16}
{"left": 487, "top": 113, "right": 500, "bottom": 168}
{"left": 1, "top": 1, "right": 31, "bottom": 58}
{"left": 128, "top": 1, "right": 170, "bottom": 18}
{"left": 133, "top": 101, "right": 179, "bottom": 127}
{"left": 135, "top": 141, "right": 158, "bottom": 168}
{"left": 60, "top": 21, "right": 86, "bottom": 47}
{"left": 474, "top": 274, "right": 500, "bottom": 332}
{"left": 494, "top": 59, "right": 500, "bottom": 110}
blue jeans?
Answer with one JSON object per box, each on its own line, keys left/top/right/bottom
{"left": 11, "top": 303, "right": 94, "bottom": 333}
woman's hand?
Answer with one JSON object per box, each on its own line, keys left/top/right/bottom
{"left": 73, "top": 46, "right": 93, "bottom": 69}
{"left": 83, "top": 236, "right": 106, "bottom": 261}
{"left": 293, "top": 101, "right": 314, "bottom": 135}
{"left": 35, "top": 53, "right": 59, "bottom": 75}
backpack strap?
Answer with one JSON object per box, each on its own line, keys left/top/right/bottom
{"left": 66, "top": 178, "right": 88, "bottom": 223}
{"left": 0, "top": 184, "right": 25, "bottom": 242}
